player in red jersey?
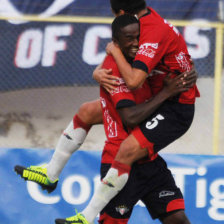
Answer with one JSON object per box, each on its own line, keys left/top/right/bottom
{"left": 55, "top": 14, "right": 192, "bottom": 224}
{"left": 56, "top": 0, "right": 200, "bottom": 223}
{"left": 103, "top": 0, "right": 200, "bottom": 162}
{"left": 14, "top": 0, "right": 197, "bottom": 194}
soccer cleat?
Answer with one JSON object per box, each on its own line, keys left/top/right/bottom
{"left": 14, "top": 165, "right": 58, "bottom": 193}
{"left": 55, "top": 213, "right": 89, "bottom": 224}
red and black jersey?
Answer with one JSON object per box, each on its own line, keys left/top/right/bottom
{"left": 100, "top": 55, "right": 152, "bottom": 163}
{"left": 133, "top": 7, "right": 200, "bottom": 104}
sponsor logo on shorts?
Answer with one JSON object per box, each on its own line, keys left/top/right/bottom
{"left": 115, "top": 205, "right": 130, "bottom": 215}
{"left": 159, "top": 190, "right": 175, "bottom": 198}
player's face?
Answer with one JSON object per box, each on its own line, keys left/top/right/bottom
{"left": 118, "top": 23, "right": 139, "bottom": 59}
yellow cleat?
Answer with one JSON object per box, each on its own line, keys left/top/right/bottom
{"left": 14, "top": 164, "right": 58, "bottom": 193}
{"left": 55, "top": 213, "right": 89, "bottom": 224}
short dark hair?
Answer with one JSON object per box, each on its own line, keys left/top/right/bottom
{"left": 112, "top": 14, "right": 139, "bottom": 41}
{"left": 110, "top": 0, "right": 146, "bottom": 15}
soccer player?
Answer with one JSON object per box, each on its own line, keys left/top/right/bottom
{"left": 56, "top": 0, "right": 200, "bottom": 223}
{"left": 55, "top": 14, "right": 192, "bottom": 224}
{"left": 14, "top": 0, "right": 197, "bottom": 193}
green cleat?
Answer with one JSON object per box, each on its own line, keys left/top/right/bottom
{"left": 55, "top": 213, "right": 89, "bottom": 224}
{"left": 14, "top": 165, "right": 58, "bottom": 193}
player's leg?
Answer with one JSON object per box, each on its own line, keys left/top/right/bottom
{"left": 56, "top": 135, "right": 146, "bottom": 223}
{"left": 79, "top": 101, "right": 194, "bottom": 221}
{"left": 160, "top": 210, "right": 191, "bottom": 224}
{"left": 55, "top": 101, "right": 194, "bottom": 221}
{"left": 79, "top": 134, "right": 148, "bottom": 223}
{"left": 55, "top": 163, "right": 142, "bottom": 224}
{"left": 14, "top": 99, "right": 102, "bottom": 193}
{"left": 114, "top": 134, "right": 148, "bottom": 165}
{"left": 96, "top": 157, "right": 190, "bottom": 224}
{"left": 140, "top": 156, "right": 191, "bottom": 224}
{"left": 46, "top": 99, "right": 102, "bottom": 181}
{"left": 56, "top": 132, "right": 147, "bottom": 222}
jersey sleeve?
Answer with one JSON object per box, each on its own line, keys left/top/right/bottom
{"left": 102, "top": 55, "right": 136, "bottom": 109}
{"left": 133, "top": 23, "right": 169, "bottom": 74}
{"left": 102, "top": 55, "right": 120, "bottom": 76}
{"left": 110, "top": 77, "right": 136, "bottom": 109}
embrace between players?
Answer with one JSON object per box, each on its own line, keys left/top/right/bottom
{"left": 15, "top": 0, "right": 200, "bottom": 223}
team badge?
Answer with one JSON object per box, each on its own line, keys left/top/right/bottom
{"left": 115, "top": 205, "right": 130, "bottom": 215}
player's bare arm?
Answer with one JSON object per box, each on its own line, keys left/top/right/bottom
{"left": 118, "top": 72, "right": 191, "bottom": 128}
{"left": 181, "top": 66, "right": 198, "bottom": 88}
{"left": 106, "top": 41, "right": 147, "bottom": 89}
{"left": 93, "top": 62, "right": 120, "bottom": 93}
{"left": 106, "top": 41, "right": 198, "bottom": 90}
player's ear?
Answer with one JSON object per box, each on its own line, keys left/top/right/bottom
{"left": 119, "top": 10, "right": 125, "bottom": 15}
{"left": 113, "top": 9, "right": 125, "bottom": 16}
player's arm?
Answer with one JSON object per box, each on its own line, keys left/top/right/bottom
{"left": 93, "top": 62, "right": 120, "bottom": 93}
{"left": 117, "top": 73, "right": 191, "bottom": 129}
{"left": 107, "top": 42, "right": 147, "bottom": 89}
{"left": 107, "top": 42, "right": 198, "bottom": 90}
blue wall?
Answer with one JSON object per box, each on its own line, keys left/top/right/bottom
{"left": 1, "top": 148, "right": 224, "bottom": 224}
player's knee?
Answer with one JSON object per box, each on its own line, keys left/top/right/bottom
{"left": 116, "top": 146, "right": 136, "bottom": 165}
{"left": 78, "top": 100, "right": 102, "bottom": 124}
{"left": 115, "top": 135, "right": 146, "bottom": 165}
{"left": 78, "top": 102, "right": 94, "bottom": 123}
{"left": 161, "top": 210, "right": 190, "bottom": 224}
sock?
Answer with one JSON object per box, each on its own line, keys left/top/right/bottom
{"left": 46, "top": 115, "right": 91, "bottom": 182}
{"left": 82, "top": 161, "right": 131, "bottom": 223}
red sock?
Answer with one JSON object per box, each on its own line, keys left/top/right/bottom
{"left": 73, "top": 114, "right": 91, "bottom": 132}
{"left": 111, "top": 160, "right": 131, "bottom": 177}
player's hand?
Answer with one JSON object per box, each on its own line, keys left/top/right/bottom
{"left": 163, "top": 73, "right": 190, "bottom": 97}
{"left": 93, "top": 67, "right": 120, "bottom": 93}
{"left": 181, "top": 66, "right": 198, "bottom": 88}
{"left": 163, "top": 62, "right": 198, "bottom": 97}
{"left": 106, "top": 41, "right": 121, "bottom": 56}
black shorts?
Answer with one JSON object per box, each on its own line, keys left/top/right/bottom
{"left": 132, "top": 100, "right": 194, "bottom": 156}
{"left": 99, "top": 155, "right": 184, "bottom": 222}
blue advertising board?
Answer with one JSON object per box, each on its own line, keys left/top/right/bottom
{"left": 0, "top": 19, "right": 216, "bottom": 91}
{"left": 0, "top": 0, "right": 219, "bottom": 92}
{"left": 0, "top": 148, "right": 224, "bottom": 224}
